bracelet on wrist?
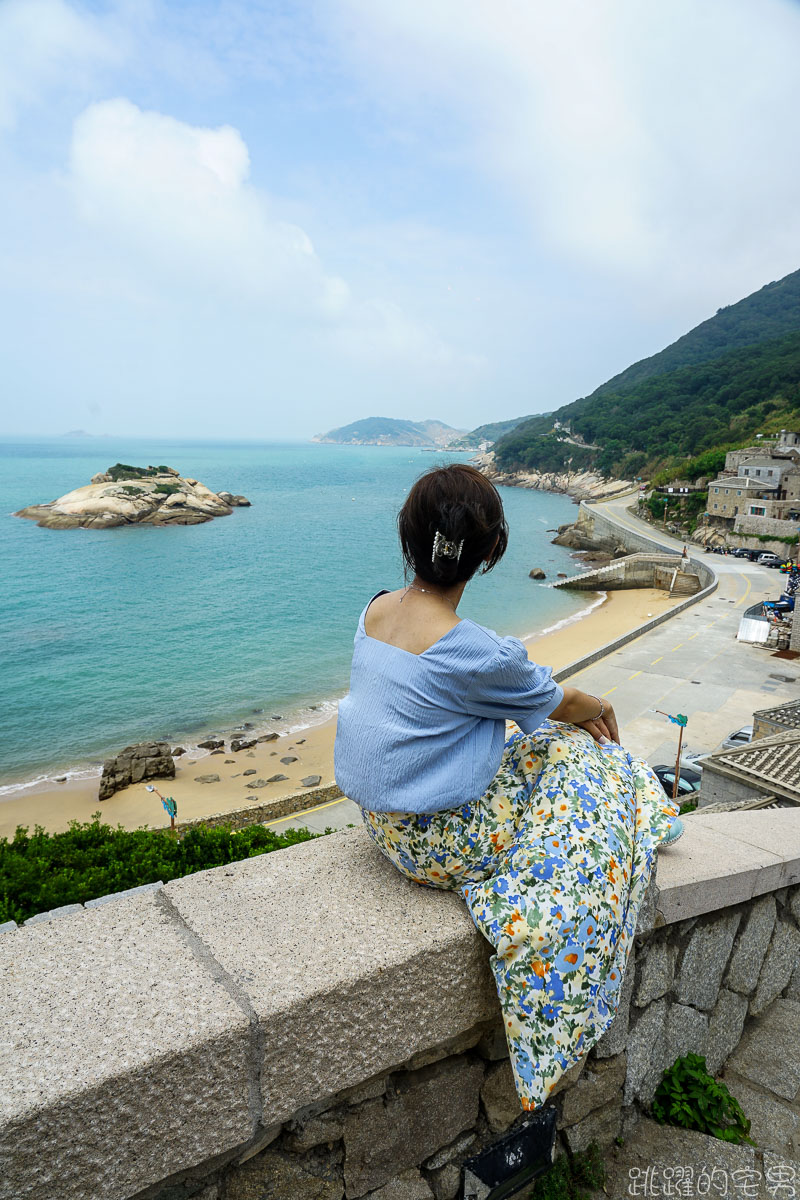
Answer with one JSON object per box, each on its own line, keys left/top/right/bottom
{"left": 589, "top": 695, "right": 605, "bottom": 721}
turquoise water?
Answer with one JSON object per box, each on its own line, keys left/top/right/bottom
{"left": 0, "top": 438, "right": 588, "bottom": 788}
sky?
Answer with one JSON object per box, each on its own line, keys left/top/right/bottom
{"left": 2, "top": 0, "right": 800, "bottom": 440}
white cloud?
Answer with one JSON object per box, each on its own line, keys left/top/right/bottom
{"left": 68, "top": 98, "right": 345, "bottom": 310}
{"left": 66, "top": 97, "right": 471, "bottom": 371}
{"left": 331, "top": 0, "right": 800, "bottom": 304}
{"left": 0, "top": 0, "right": 116, "bottom": 129}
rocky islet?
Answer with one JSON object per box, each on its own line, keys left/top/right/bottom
{"left": 14, "top": 464, "right": 251, "bottom": 529}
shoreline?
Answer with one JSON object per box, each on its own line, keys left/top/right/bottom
{"left": 0, "top": 586, "right": 683, "bottom": 838}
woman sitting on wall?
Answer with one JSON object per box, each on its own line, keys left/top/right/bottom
{"left": 334, "top": 464, "right": 682, "bottom": 1112}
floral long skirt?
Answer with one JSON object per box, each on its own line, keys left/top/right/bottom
{"left": 361, "top": 720, "right": 679, "bottom": 1111}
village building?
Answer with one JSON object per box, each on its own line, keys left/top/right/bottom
{"left": 698, "top": 728, "right": 800, "bottom": 808}
{"left": 706, "top": 429, "right": 800, "bottom": 532}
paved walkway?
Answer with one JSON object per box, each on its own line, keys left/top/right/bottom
{"left": 269, "top": 498, "right": 796, "bottom": 831}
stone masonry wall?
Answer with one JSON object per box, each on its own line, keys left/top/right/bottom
{"left": 129, "top": 879, "right": 800, "bottom": 1200}
{"left": 734, "top": 515, "right": 799, "bottom": 539}
{"left": 2, "top": 816, "right": 799, "bottom": 1200}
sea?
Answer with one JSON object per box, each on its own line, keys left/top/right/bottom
{"left": 0, "top": 437, "right": 594, "bottom": 792}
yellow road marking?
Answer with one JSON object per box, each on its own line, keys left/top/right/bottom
{"left": 602, "top": 687, "right": 617, "bottom": 696}
{"left": 651, "top": 656, "right": 663, "bottom": 664}
{"left": 672, "top": 643, "right": 683, "bottom": 651}
{"left": 688, "top": 632, "right": 699, "bottom": 640}
{"left": 265, "top": 796, "right": 348, "bottom": 827}
{"left": 629, "top": 671, "right": 642, "bottom": 680}
{"left": 735, "top": 576, "right": 752, "bottom": 608}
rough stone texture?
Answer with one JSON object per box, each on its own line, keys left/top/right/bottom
{"left": 559, "top": 1055, "right": 626, "bottom": 1127}
{"left": 365, "top": 1168, "right": 434, "bottom": 1200}
{"left": 0, "top": 892, "right": 253, "bottom": 1200}
{"left": 721, "top": 1076, "right": 800, "bottom": 1159}
{"left": 595, "top": 957, "right": 635, "bottom": 1058}
{"left": 549, "top": 1057, "right": 587, "bottom": 1097}
{"left": 423, "top": 1131, "right": 477, "bottom": 1171}
{"left": 705, "top": 988, "right": 750, "bottom": 1074}
{"left": 99, "top": 740, "right": 175, "bottom": 799}
{"left": 653, "top": 811, "right": 800, "bottom": 923}
{"left": 723, "top": 998, "right": 800, "bottom": 1102}
{"left": 750, "top": 920, "right": 800, "bottom": 1016}
{"left": 666, "top": 1003, "right": 709, "bottom": 1065}
{"left": 790, "top": 886, "right": 800, "bottom": 925}
{"left": 165, "top": 829, "right": 498, "bottom": 1125}
{"left": 475, "top": 1021, "right": 508, "bottom": 1061}
{"left": 342, "top": 1057, "right": 484, "bottom": 1197}
{"left": 480, "top": 1060, "right": 520, "bottom": 1134}
{"left": 335, "top": 1076, "right": 387, "bottom": 1107}
{"left": 600, "top": 1117, "right": 759, "bottom": 1200}
{"left": 84, "top": 880, "right": 163, "bottom": 908}
{"left": 787, "top": 961, "right": 800, "bottom": 1003}
{"left": 401, "top": 1023, "right": 486, "bottom": 1071}
{"left": 23, "top": 903, "right": 83, "bottom": 925}
{"left": 763, "top": 1152, "right": 800, "bottom": 1197}
{"left": 286, "top": 1111, "right": 345, "bottom": 1151}
{"left": 0, "top": 921, "right": 16, "bottom": 934}
{"left": 624, "top": 999, "right": 667, "bottom": 1105}
{"left": 427, "top": 1163, "right": 460, "bottom": 1200}
{"left": 634, "top": 873, "right": 660, "bottom": 936}
{"left": 561, "top": 1103, "right": 623, "bottom": 1154}
{"left": 634, "top": 939, "right": 678, "bottom": 1006}
{"left": 725, "top": 895, "right": 777, "bottom": 995}
{"left": 222, "top": 1147, "right": 343, "bottom": 1200}
{"left": 676, "top": 911, "right": 742, "bottom": 1010}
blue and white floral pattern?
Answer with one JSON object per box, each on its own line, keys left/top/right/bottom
{"left": 361, "top": 720, "right": 678, "bottom": 1111}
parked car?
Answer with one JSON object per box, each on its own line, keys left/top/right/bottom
{"left": 652, "top": 764, "right": 703, "bottom": 799}
{"left": 757, "top": 553, "right": 784, "bottom": 568}
{"left": 731, "top": 548, "right": 751, "bottom": 558}
{"left": 720, "top": 724, "right": 754, "bottom": 751}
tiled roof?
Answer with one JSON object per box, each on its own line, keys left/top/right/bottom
{"left": 704, "top": 730, "right": 800, "bottom": 803}
{"left": 753, "top": 699, "right": 800, "bottom": 730}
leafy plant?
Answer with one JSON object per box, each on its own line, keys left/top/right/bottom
{"left": 154, "top": 483, "right": 181, "bottom": 495}
{"left": 652, "top": 1054, "right": 755, "bottom": 1145}
{"left": 528, "top": 1142, "right": 606, "bottom": 1199}
{"left": 0, "top": 814, "right": 319, "bottom": 924}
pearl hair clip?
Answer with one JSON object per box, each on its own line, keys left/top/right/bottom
{"left": 432, "top": 530, "right": 464, "bottom": 563}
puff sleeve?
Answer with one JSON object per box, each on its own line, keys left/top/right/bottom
{"left": 461, "top": 636, "right": 563, "bottom": 733}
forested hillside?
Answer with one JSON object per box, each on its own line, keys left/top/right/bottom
{"left": 493, "top": 268, "right": 800, "bottom": 479}
{"left": 450, "top": 415, "right": 532, "bottom": 449}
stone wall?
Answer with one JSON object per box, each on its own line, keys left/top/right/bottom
{"left": 2, "top": 811, "right": 799, "bottom": 1200}
{"left": 733, "top": 514, "right": 799, "bottom": 539}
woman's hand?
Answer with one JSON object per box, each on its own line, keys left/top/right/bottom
{"left": 575, "top": 703, "right": 619, "bottom": 746}
{"left": 549, "top": 687, "right": 620, "bottom": 744}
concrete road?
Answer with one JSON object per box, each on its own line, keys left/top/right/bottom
{"left": 565, "top": 493, "right": 796, "bottom": 765}
{"left": 270, "top": 496, "right": 796, "bottom": 829}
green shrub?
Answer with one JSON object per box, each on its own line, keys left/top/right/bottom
{"left": 652, "top": 1054, "right": 755, "bottom": 1145}
{"left": 528, "top": 1142, "right": 606, "bottom": 1199}
{"left": 154, "top": 483, "right": 181, "bottom": 495}
{"left": 119, "top": 486, "right": 145, "bottom": 496}
{"left": 0, "top": 814, "right": 319, "bottom": 924}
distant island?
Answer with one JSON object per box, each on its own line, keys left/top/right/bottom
{"left": 313, "top": 416, "right": 466, "bottom": 447}
{"left": 14, "top": 464, "right": 251, "bottom": 529}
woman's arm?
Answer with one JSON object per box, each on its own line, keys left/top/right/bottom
{"left": 548, "top": 686, "right": 620, "bottom": 745}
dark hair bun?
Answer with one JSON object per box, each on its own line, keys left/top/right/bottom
{"left": 398, "top": 464, "right": 508, "bottom": 586}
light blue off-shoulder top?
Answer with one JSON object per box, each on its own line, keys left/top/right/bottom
{"left": 334, "top": 592, "right": 564, "bottom": 813}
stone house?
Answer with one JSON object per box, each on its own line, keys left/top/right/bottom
{"left": 753, "top": 699, "right": 800, "bottom": 740}
{"left": 698, "top": 730, "right": 800, "bottom": 808}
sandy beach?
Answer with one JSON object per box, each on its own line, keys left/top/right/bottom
{"left": 0, "top": 587, "right": 683, "bottom": 839}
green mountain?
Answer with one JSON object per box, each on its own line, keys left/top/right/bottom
{"left": 493, "top": 267, "right": 800, "bottom": 479}
{"left": 314, "top": 416, "right": 465, "bottom": 446}
{"left": 449, "top": 415, "right": 534, "bottom": 449}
